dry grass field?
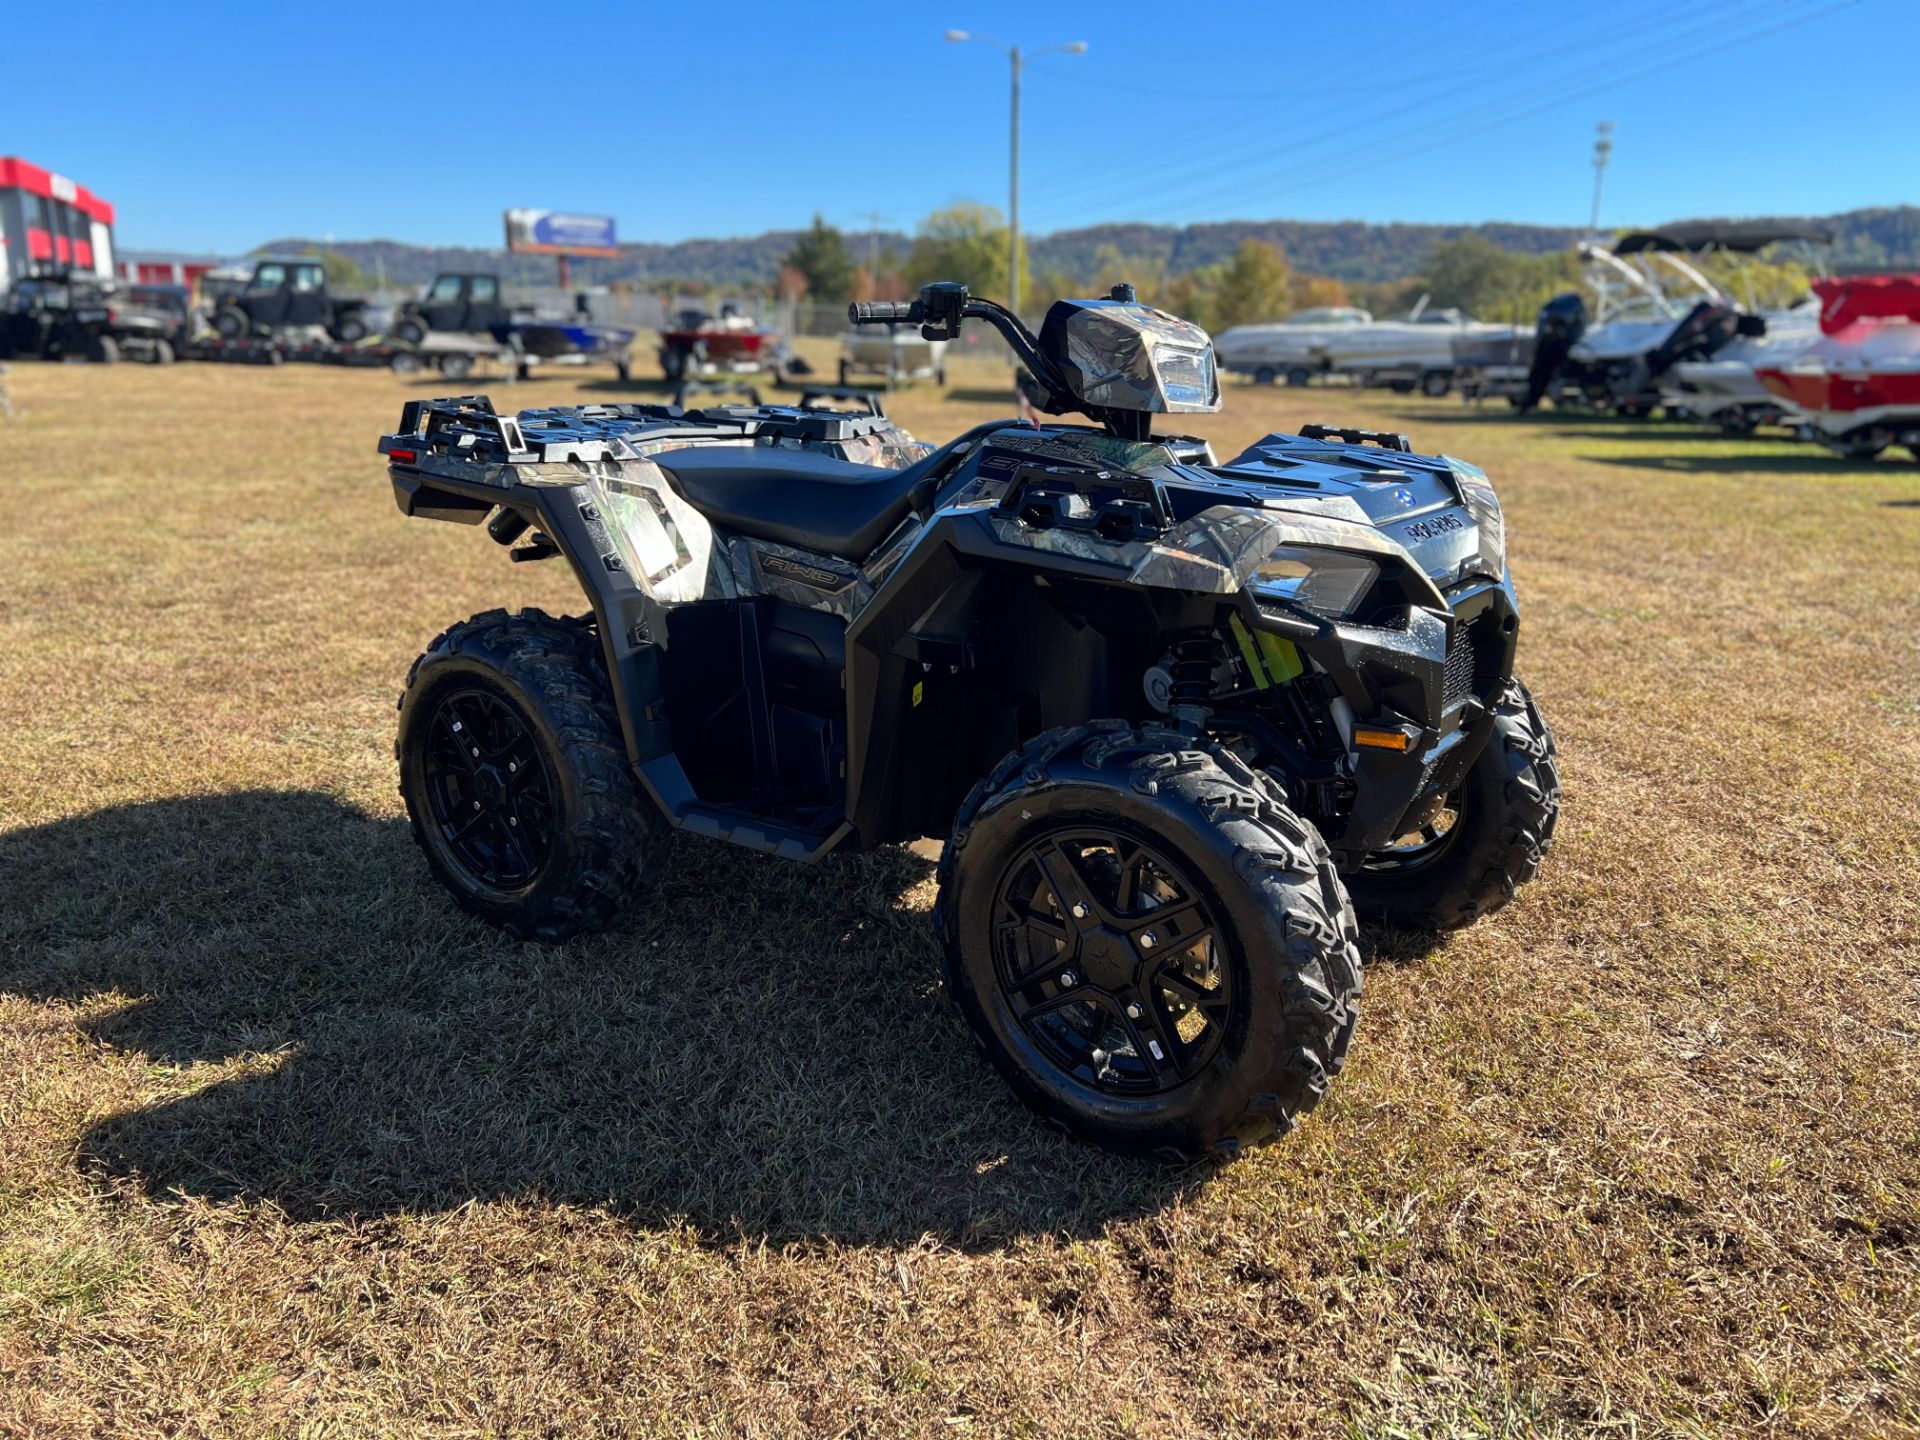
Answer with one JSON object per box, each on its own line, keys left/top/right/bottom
{"left": 1, "top": 351, "right": 1917, "bottom": 1438}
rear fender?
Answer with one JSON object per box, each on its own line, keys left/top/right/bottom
{"left": 386, "top": 461, "right": 673, "bottom": 774}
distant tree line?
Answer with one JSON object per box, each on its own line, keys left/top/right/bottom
{"left": 273, "top": 203, "right": 1874, "bottom": 317}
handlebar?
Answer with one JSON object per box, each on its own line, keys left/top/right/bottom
{"left": 849, "top": 300, "right": 920, "bottom": 324}
{"left": 848, "top": 283, "right": 1070, "bottom": 420}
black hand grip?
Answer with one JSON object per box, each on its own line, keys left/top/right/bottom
{"left": 849, "top": 301, "right": 917, "bottom": 323}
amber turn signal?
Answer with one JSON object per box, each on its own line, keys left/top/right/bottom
{"left": 1352, "top": 727, "right": 1413, "bottom": 752}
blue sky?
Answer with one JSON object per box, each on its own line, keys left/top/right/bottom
{"left": 2, "top": 0, "right": 1900, "bottom": 255}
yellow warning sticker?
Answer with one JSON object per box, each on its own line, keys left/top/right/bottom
{"left": 912, "top": 681, "right": 924, "bottom": 707}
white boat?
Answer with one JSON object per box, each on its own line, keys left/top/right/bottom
{"left": 1215, "top": 301, "right": 1518, "bottom": 394}
{"left": 1315, "top": 300, "right": 1529, "bottom": 395}
{"left": 837, "top": 322, "right": 948, "bottom": 386}
{"left": 1212, "top": 307, "right": 1372, "bottom": 385}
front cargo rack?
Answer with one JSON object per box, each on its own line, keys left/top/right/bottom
{"left": 1297, "top": 423, "right": 1412, "bottom": 453}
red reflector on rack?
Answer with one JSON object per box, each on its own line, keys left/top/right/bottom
{"left": 389, "top": 449, "right": 417, "bottom": 463}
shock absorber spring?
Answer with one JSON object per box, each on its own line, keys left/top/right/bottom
{"left": 1166, "top": 630, "right": 1223, "bottom": 731}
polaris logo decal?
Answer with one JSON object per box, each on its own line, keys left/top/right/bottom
{"left": 760, "top": 553, "right": 854, "bottom": 592}
{"left": 1402, "top": 512, "right": 1466, "bottom": 542}
{"left": 1393, "top": 488, "right": 1416, "bottom": 509}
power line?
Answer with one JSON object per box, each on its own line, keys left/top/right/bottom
{"left": 1022, "top": 0, "right": 1730, "bottom": 202}
{"left": 1030, "top": 0, "right": 1757, "bottom": 218}
{"left": 1097, "top": 0, "right": 1851, "bottom": 228}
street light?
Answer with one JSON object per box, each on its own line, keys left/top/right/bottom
{"left": 946, "top": 29, "right": 1087, "bottom": 317}
{"left": 1589, "top": 120, "right": 1615, "bottom": 239}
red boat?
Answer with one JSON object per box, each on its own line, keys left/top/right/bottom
{"left": 657, "top": 303, "right": 786, "bottom": 381}
{"left": 1754, "top": 275, "right": 1920, "bottom": 459}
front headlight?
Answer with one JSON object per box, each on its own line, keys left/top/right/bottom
{"left": 1150, "top": 343, "right": 1218, "bottom": 409}
{"left": 1250, "top": 546, "right": 1378, "bottom": 619}
{"left": 1447, "top": 457, "right": 1506, "bottom": 581}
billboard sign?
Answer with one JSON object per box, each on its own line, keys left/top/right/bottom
{"left": 504, "top": 209, "right": 619, "bottom": 257}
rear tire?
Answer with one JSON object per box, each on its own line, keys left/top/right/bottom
{"left": 437, "top": 351, "right": 473, "bottom": 381}
{"left": 1421, "top": 370, "right": 1452, "bottom": 397}
{"left": 92, "top": 335, "right": 120, "bottom": 364}
{"left": 1252, "top": 365, "right": 1276, "bottom": 385}
{"left": 1341, "top": 679, "right": 1560, "bottom": 932}
{"left": 335, "top": 313, "right": 369, "bottom": 343}
{"left": 1285, "top": 366, "right": 1311, "bottom": 388}
{"left": 214, "top": 306, "right": 248, "bottom": 339}
{"left": 395, "top": 317, "right": 428, "bottom": 346}
{"left": 936, "top": 722, "right": 1363, "bottom": 1160}
{"left": 151, "top": 337, "right": 176, "bottom": 365}
{"left": 397, "top": 609, "right": 668, "bottom": 942}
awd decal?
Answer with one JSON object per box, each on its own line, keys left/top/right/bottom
{"left": 760, "top": 553, "right": 855, "bottom": 592}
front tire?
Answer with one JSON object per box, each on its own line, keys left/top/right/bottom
{"left": 397, "top": 609, "right": 668, "bottom": 941}
{"left": 936, "top": 723, "right": 1363, "bottom": 1160}
{"left": 1343, "top": 679, "right": 1560, "bottom": 932}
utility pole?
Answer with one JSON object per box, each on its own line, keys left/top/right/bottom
{"left": 853, "top": 210, "right": 891, "bottom": 278}
{"left": 1008, "top": 46, "right": 1020, "bottom": 315}
{"left": 1589, "top": 121, "right": 1615, "bottom": 239}
{"left": 946, "top": 30, "right": 1087, "bottom": 317}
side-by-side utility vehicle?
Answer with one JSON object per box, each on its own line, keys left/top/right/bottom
{"left": 378, "top": 281, "right": 1560, "bottom": 1160}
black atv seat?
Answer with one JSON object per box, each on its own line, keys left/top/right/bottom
{"left": 654, "top": 444, "right": 938, "bottom": 560}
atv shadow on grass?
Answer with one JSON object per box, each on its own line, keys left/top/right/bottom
{"left": 0, "top": 790, "right": 1203, "bottom": 1246}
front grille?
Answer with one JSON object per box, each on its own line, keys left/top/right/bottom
{"left": 1443, "top": 617, "right": 1483, "bottom": 708}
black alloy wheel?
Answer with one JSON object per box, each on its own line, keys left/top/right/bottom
{"left": 1357, "top": 793, "right": 1465, "bottom": 880}
{"left": 419, "top": 685, "right": 555, "bottom": 892}
{"left": 1339, "top": 679, "right": 1560, "bottom": 932}
{"left": 991, "top": 825, "right": 1233, "bottom": 1095}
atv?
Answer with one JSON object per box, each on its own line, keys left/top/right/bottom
{"left": 378, "top": 280, "right": 1560, "bottom": 1160}
{"left": 0, "top": 273, "right": 184, "bottom": 364}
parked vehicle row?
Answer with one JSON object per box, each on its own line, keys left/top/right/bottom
{"left": 0, "top": 259, "right": 638, "bottom": 381}
{"left": 1486, "top": 222, "right": 1920, "bottom": 461}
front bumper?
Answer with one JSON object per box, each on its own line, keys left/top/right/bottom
{"left": 1249, "top": 575, "right": 1520, "bottom": 859}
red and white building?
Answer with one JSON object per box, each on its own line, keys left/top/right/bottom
{"left": 115, "top": 251, "right": 224, "bottom": 289}
{"left": 0, "top": 156, "right": 116, "bottom": 287}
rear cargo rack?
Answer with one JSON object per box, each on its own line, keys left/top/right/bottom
{"left": 389, "top": 395, "right": 528, "bottom": 460}
{"left": 380, "top": 395, "right": 917, "bottom": 470}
